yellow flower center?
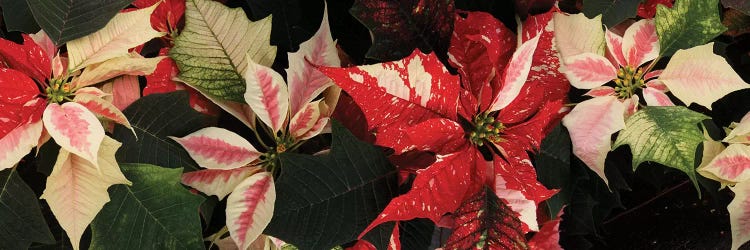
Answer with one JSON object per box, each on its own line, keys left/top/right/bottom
{"left": 614, "top": 65, "right": 646, "bottom": 99}
{"left": 469, "top": 112, "right": 505, "bottom": 146}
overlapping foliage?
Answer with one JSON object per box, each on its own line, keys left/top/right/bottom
{"left": 0, "top": 0, "right": 748, "bottom": 249}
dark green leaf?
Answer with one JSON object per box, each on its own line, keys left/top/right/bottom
{"left": 350, "top": 0, "right": 455, "bottom": 61}
{"left": 723, "top": 0, "right": 750, "bottom": 16}
{"left": 399, "top": 219, "right": 435, "bottom": 250}
{"left": 90, "top": 164, "right": 204, "bottom": 250}
{"left": 264, "top": 121, "right": 399, "bottom": 249}
{"left": 535, "top": 124, "right": 572, "bottom": 218}
{"left": 112, "top": 91, "right": 213, "bottom": 171}
{"left": 1, "top": 0, "right": 39, "bottom": 33}
{"left": 26, "top": 0, "right": 134, "bottom": 45}
{"left": 655, "top": 0, "right": 727, "bottom": 56}
{"left": 613, "top": 106, "right": 709, "bottom": 193}
{"left": 582, "top": 0, "right": 640, "bottom": 27}
{"left": 0, "top": 168, "right": 55, "bottom": 249}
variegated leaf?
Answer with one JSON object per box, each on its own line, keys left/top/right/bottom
{"left": 243, "top": 58, "right": 290, "bottom": 132}
{"left": 0, "top": 119, "right": 43, "bottom": 170}
{"left": 553, "top": 13, "right": 606, "bottom": 60}
{"left": 41, "top": 136, "right": 131, "bottom": 250}
{"left": 170, "top": 127, "right": 261, "bottom": 170}
{"left": 170, "top": 0, "right": 276, "bottom": 102}
{"left": 226, "top": 172, "right": 276, "bottom": 250}
{"left": 42, "top": 102, "right": 105, "bottom": 168}
{"left": 67, "top": 4, "right": 164, "bottom": 70}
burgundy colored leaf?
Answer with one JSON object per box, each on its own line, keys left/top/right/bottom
{"left": 445, "top": 186, "right": 528, "bottom": 250}
{"left": 638, "top": 0, "right": 673, "bottom": 18}
{"left": 350, "top": 0, "right": 455, "bottom": 61}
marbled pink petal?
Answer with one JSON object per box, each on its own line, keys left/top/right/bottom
{"left": 605, "top": 30, "right": 626, "bottom": 67}
{"left": 226, "top": 172, "right": 275, "bottom": 250}
{"left": 170, "top": 127, "right": 261, "bottom": 170}
{"left": 298, "top": 117, "right": 329, "bottom": 141}
{"left": 643, "top": 87, "right": 674, "bottom": 106}
{"left": 182, "top": 167, "right": 259, "bottom": 200}
{"left": 562, "top": 96, "right": 626, "bottom": 185}
{"left": 111, "top": 75, "right": 141, "bottom": 110}
{"left": 659, "top": 43, "right": 749, "bottom": 109}
{"left": 728, "top": 181, "right": 750, "bottom": 250}
{"left": 622, "top": 19, "right": 659, "bottom": 67}
{"left": 244, "top": 60, "right": 289, "bottom": 132}
{"left": 0, "top": 119, "right": 43, "bottom": 170}
{"left": 561, "top": 53, "right": 616, "bottom": 89}
{"left": 644, "top": 69, "right": 663, "bottom": 81}
{"left": 289, "top": 100, "right": 324, "bottom": 139}
{"left": 624, "top": 95, "right": 640, "bottom": 117}
{"left": 585, "top": 86, "right": 615, "bottom": 97}
{"left": 74, "top": 87, "right": 110, "bottom": 98}
{"left": 43, "top": 102, "right": 105, "bottom": 166}
{"left": 73, "top": 93, "right": 134, "bottom": 134}
{"left": 725, "top": 112, "right": 750, "bottom": 144}
{"left": 489, "top": 35, "right": 540, "bottom": 112}
{"left": 287, "top": 4, "right": 340, "bottom": 115}
{"left": 645, "top": 79, "right": 668, "bottom": 92}
{"left": 701, "top": 144, "right": 750, "bottom": 184}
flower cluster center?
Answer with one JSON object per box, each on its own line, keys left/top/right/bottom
{"left": 45, "top": 78, "right": 73, "bottom": 104}
{"left": 614, "top": 65, "right": 645, "bottom": 99}
{"left": 469, "top": 112, "right": 505, "bottom": 146}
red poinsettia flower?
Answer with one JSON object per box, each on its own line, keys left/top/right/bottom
{"left": 319, "top": 9, "right": 568, "bottom": 246}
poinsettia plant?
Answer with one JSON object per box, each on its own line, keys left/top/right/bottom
{"left": 1, "top": 0, "right": 750, "bottom": 249}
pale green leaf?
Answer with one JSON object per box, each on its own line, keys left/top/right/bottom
{"left": 171, "top": 0, "right": 276, "bottom": 102}
{"left": 655, "top": 0, "right": 727, "bottom": 56}
{"left": 613, "top": 106, "right": 709, "bottom": 191}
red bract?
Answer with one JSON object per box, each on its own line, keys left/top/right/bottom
{"left": 319, "top": 9, "right": 568, "bottom": 246}
{"left": 133, "top": 0, "right": 186, "bottom": 33}
{"left": 637, "top": 0, "right": 673, "bottom": 18}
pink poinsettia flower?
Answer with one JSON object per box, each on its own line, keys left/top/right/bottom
{"left": 555, "top": 13, "right": 748, "bottom": 185}
{"left": 696, "top": 111, "right": 750, "bottom": 250}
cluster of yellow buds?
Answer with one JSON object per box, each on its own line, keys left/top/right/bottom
{"left": 470, "top": 112, "right": 506, "bottom": 146}
{"left": 44, "top": 78, "right": 72, "bottom": 103}
{"left": 613, "top": 65, "right": 646, "bottom": 99}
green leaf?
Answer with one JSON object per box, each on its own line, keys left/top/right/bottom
{"left": 613, "top": 106, "right": 709, "bottom": 191}
{"left": 582, "top": 0, "right": 640, "bottom": 27}
{"left": 112, "top": 91, "right": 213, "bottom": 171}
{"left": 264, "top": 121, "right": 399, "bottom": 249}
{"left": 399, "top": 219, "right": 434, "bottom": 250}
{"left": 655, "top": 0, "right": 727, "bottom": 56}
{"left": 90, "top": 164, "right": 204, "bottom": 250}
{"left": 350, "top": 0, "right": 455, "bottom": 61}
{"left": 535, "top": 124, "right": 572, "bottom": 219}
{"left": 0, "top": 168, "right": 55, "bottom": 249}
{"left": 1, "top": 0, "right": 39, "bottom": 33}
{"left": 171, "top": 0, "right": 276, "bottom": 102}
{"left": 25, "top": 0, "right": 133, "bottom": 45}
